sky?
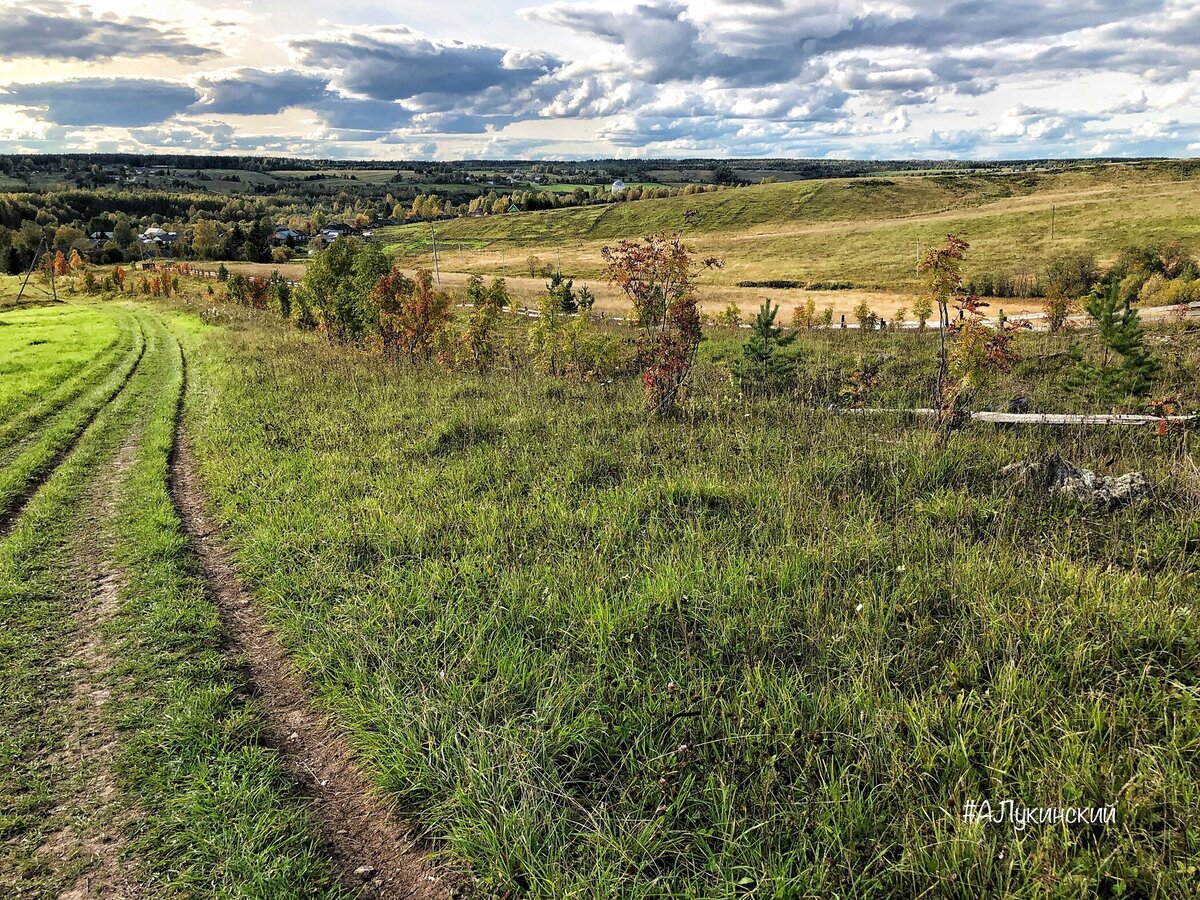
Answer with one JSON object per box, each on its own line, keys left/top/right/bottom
{"left": 0, "top": 0, "right": 1197, "bottom": 160}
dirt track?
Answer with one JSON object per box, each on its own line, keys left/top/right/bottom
{"left": 170, "top": 432, "right": 450, "bottom": 900}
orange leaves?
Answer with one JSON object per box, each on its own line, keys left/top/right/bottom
{"left": 601, "top": 231, "right": 720, "bottom": 415}
{"left": 372, "top": 267, "right": 453, "bottom": 364}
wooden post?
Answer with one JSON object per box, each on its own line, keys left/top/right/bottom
{"left": 15, "top": 234, "right": 46, "bottom": 304}
{"left": 430, "top": 224, "right": 440, "bottom": 287}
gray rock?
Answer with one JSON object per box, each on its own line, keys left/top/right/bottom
{"left": 999, "top": 453, "right": 1150, "bottom": 510}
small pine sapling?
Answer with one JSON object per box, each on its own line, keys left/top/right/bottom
{"left": 731, "top": 299, "right": 801, "bottom": 396}
{"left": 1072, "top": 281, "right": 1160, "bottom": 402}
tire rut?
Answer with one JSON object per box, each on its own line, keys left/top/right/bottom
{"left": 43, "top": 429, "right": 147, "bottom": 900}
{"left": 0, "top": 319, "right": 148, "bottom": 539}
{"left": 168, "top": 352, "right": 452, "bottom": 900}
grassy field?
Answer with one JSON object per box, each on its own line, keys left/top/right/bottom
{"left": 3, "top": 193, "right": 1200, "bottom": 896}
{"left": 378, "top": 161, "right": 1200, "bottom": 299}
{"left": 168, "top": 299, "right": 1199, "bottom": 897}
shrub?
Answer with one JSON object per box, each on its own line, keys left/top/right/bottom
{"left": 225, "top": 273, "right": 249, "bottom": 305}
{"left": 716, "top": 302, "right": 742, "bottom": 327}
{"left": 372, "top": 267, "right": 453, "bottom": 363}
{"left": 731, "top": 299, "right": 801, "bottom": 396}
{"left": 1042, "top": 251, "right": 1098, "bottom": 331}
{"left": 852, "top": 298, "right": 878, "bottom": 331}
{"left": 791, "top": 296, "right": 817, "bottom": 330}
{"left": 268, "top": 271, "right": 292, "bottom": 319}
{"left": 602, "top": 231, "right": 719, "bottom": 416}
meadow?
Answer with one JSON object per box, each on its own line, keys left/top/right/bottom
{"left": 3, "top": 246, "right": 1198, "bottom": 896}
{"left": 3, "top": 151, "right": 1200, "bottom": 900}
{"left": 378, "top": 161, "right": 1200, "bottom": 304}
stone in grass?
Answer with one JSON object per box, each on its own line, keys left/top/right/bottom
{"left": 354, "top": 866, "right": 377, "bottom": 880}
{"left": 1000, "top": 452, "right": 1150, "bottom": 511}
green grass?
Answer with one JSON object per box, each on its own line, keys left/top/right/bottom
{"left": 104, "top": 310, "right": 349, "bottom": 898}
{"left": 0, "top": 304, "right": 158, "bottom": 895}
{"left": 0, "top": 304, "right": 122, "bottom": 421}
{"left": 0, "top": 306, "right": 134, "bottom": 459}
{"left": 0, "top": 300, "right": 353, "bottom": 897}
{"left": 0, "top": 311, "right": 144, "bottom": 522}
{"left": 378, "top": 161, "right": 1200, "bottom": 289}
{"left": 178, "top": 304, "right": 1200, "bottom": 898}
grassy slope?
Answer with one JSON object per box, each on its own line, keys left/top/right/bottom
{"left": 183, "top": 309, "right": 1200, "bottom": 898}
{"left": 0, "top": 300, "right": 348, "bottom": 898}
{"left": 379, "top": 162, "right": 1200, "bottom": 289}
{"left": 0, "top": 304, "right": 121, "bottom": 422}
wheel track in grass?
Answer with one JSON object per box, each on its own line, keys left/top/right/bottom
{"left": 0, "top": 314, "right": 147, "bottom": 538}
{"left": 42, "top": 351, "right": 154, "bottom": 900}
{"left": 168, "top": 346, "right": 452, "bottom": 900}
{"left": 0, "top": 307, "right": 135, "bottom": 461}
{"left": 0, "top": 310, "right": 162, "bottom": 898}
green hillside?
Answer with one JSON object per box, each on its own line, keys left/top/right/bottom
{"left": 378, "top": 160, "right": 1200, "bottom": 289}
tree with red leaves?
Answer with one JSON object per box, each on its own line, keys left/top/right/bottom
{"left": 917, "top": 234, "right": 969, "bottom": 425}
{"left": 371, "top": 267, "right": 453, "bottom": 364}
{"left": 601, "top": 231, "right": 720, "bottom": 416}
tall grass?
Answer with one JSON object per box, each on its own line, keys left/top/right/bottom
{"left": 184, "top": 311, "right": 1200, "bottom": 897}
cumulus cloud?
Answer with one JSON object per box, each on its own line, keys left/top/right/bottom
{"left": 288, "top": 27, "right": 561, "bottom": 113}
{"left": 0, "top": 79, "right": 200, "bottom": 126}
{"left": 3, "top": 0, "right": 1200, "bottom": 158}
{"left": 193, "top": 69, "right": 329, "bottom": 116}
{"left": 0, "top": 5, "right": 213, "bottom": 61}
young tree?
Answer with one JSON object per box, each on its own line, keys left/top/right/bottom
{"left": 298, "top": 237, "right": 379, "bottom": 343}
{"left": 487, "top": 276, "right": 510, "bottom": 309}
{"left": 911, "top": 294, "right": 933, "bottom": 331}
{"left": 602, "top": 231, "right": 720, "bottom": 416}
{"left": 372, "top": 268, "right": 453, "bottom": 363}
{"left": 528, "top": 287, "right": 567, "bottom": 375}
{"left": 852, "top": 298, "right": 878, "bottom": 332}
{"left": 1074, "top": 281, "right": 1160, "bottom": 401}
{"left": 917, "top": 234, "right": 969, "bottom": 424}
{"left": 546, "top": 270, "right": 577, "bottom": 313}
{"left": 577, "top": 284, "right": 596, "bottom": 312}
{"left": 452, "top": 278, "right": 506, "bottom": 372}
{"left": 791, "top": 296, "right": 817, "bottom": 330}
{"left": 731, "top": 299, "right": 801, "bottom": 396}
{"left": 943, "top": 296, "right": 1028, "bottom": 415}
{"left": 268, "top": 270, "right": 292, "bottom": 319}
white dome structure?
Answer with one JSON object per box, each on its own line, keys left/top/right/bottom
{"left": 611, "top": 179, "right": 625, "bottom": 193}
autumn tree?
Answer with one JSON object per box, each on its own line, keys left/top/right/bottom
{"left": 192, "top": 219, "right": 220, "bottom": 259}
{"left": 372, "top": 267, "right": 453, "bottom": 363}
{"left": 917, "top": 234, "right": 969, "bottom": 423}
{"left": 942, "top": 296, "right": 1028, "bottom": 416}
{"left": 602, "top": 231, "right": 720, "bottom": 416}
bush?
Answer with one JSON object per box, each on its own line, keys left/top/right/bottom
{"left": 731, "top": 299, "right": 801, "bottom": 396}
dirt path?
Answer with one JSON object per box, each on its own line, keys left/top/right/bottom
{"left": 40, "top": 412, "right": 146, "bottom": 899}
{"left": 170, "top": 436, "right": 451, "bottom": 900}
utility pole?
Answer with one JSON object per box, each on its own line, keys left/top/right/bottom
{"left": 430, "top": 224, "right": 440, "bottom": 286}
{"left": 15, "top": 235, "right": 45, "bottom": 304}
